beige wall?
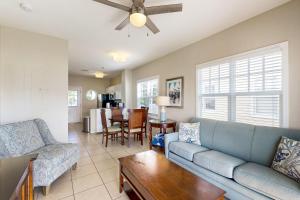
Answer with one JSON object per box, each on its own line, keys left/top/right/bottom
{"left": 68, "top": 75, "right": 110, "bottom": 118}
{"left": 110, "top": 74, "right": 122, "bottom": 86}
{"left": 132, "top": 0, "right": 300, "bottom": 128}
{"left": 0, "top": 26, "right": 69, "bottom": 142}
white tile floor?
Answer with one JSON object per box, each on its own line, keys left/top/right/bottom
{"left": 35, "top": 123, "right": 149, "bottom": 200}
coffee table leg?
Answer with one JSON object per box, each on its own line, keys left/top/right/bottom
{"left": 119, "top": 166, "right": 124, "bottom": 193}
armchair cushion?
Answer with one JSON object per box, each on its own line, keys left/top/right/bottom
{"left": 34, "top": 119, "right": 58, "bottom": 145}
{"left": 32, "top": 143, "right": 80, "bottom": 186}
{"left": 107, "top": 126, "right": 122, "bottom": 132}
{"left": 0, "top": 139, "right": 9, "bottom": 158}
{"left": 124, "top": 127, "right": 142, "bottom": 133}
{"left": 0, "top": 120, "right": 45, "bottom": 156}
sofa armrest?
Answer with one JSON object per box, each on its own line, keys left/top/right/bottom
{"left": 165, "top": 132, "right": 179, "bottom": 158}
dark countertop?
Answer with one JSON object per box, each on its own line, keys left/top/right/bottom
{"left": 0, "top": 154, "right": 37, "bottom": 200}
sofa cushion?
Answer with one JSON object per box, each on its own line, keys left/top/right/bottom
{"left": 234, "top": 162, "right": 300, "bottom": 200}
{"left": 193, "top": 150, "right": 245, "bottom": 178}
{"left": 189, "top": 118, "right": 217, "bottom": 149}
{"left": 251, "top": 126, "right": 300, "bottom": 166}
{"left": 213, "top": 121, "right": 255, "bottom": 161}
{"left": 169, "top": 141, "right": 208, "bottom": 161}
{"left": 0, "top": 120, "right": 45, "bottom": 156}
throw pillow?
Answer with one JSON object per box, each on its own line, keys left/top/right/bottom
{"left": 272, "top": 136, "right": 300, "bottom": 182}
{"left": 178, "top": 122, "right": 201, "bottom": 145}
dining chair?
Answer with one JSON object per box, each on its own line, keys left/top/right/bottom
{"left": 141, "top": 106, "right": 149, "bottom": 138}
{"left": 101, "top": 109, "right": 122, "bottom": 147}
{"left": 123, "top": 109, "right": 144, "bottom": 147}
{"left": 110, "top": 107, "right": 123, "bottom": 126}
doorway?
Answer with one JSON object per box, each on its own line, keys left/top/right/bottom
{"left": 68, "top": 87, "right": 82, "bottom": 123}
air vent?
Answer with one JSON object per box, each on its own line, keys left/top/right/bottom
{"left": 80, "top": 69, "right": 89, "bottom": 72}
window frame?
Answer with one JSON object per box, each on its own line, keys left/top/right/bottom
{"left": 136, "top": 75, "right": 160, "bottom": 116}
{"left": 196, "top": 42, "right": 289, "bottom": 127}
{"left": 68, "top": 90, "right": 79, "bottom": 107}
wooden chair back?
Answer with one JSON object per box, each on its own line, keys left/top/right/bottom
{"left": 128, "top": 109, "right": 144, "bottom": 129}
{"left": 101, "top": 109, "right": 108, "bottom": 132}
{"left": 111, "top": 107, "right": 123, "bottom": 120}
{"left": 141, "top": 107, "right": 149, "bottom": 124}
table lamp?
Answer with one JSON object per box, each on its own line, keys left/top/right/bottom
{"left": 156, "top": 96, "right": 170, "bottom": 122}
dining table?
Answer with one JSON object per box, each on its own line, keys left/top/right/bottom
{"left": 110, "top": 116, "right": 128, "bottom": 145}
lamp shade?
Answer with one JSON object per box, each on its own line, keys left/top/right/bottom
{"left": 156, "top": 96, "right": 170, "bottom": 106}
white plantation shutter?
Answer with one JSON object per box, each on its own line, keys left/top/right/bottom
{"left": 199, "top": 63, "right": 230, "bottom": 121}
{"left": 197, "top": 43, "right": 287, "bottom": 127}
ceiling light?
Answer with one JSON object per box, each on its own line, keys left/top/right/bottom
{"left": 130, "top": 11, "right": 147, "bottom": 27}
{"left": 95, "top": 71, "right": 105, "bottom": 79}
{"left": 109, "top": 52, "right": 128, "bottom": 63}
{"left": 19, "top": 1, "right": 33, "bottom": 12}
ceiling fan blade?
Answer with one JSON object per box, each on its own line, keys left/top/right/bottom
{"left": 145, "top": 17, "right": 160, "bottom": 34}
{"left": 93, "top": 0, "right": 131, "bottom": 12}
{"left": 145, "top": 4, "right": 182, "bottom": 15}
{"left": 115, "top": 16, "right": 130, "bottom": 30}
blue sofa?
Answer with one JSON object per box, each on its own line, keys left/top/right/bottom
{"left": 165, "top": 118, "right": 300, "bottom": 200}
{"left": 0, "top": 119, "right": 80, "bottom": 193}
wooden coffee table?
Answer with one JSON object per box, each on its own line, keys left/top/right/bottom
{"left": 119, "top": 150, "right": 225, "bottom": 200}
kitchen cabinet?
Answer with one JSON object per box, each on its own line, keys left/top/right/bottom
{"left": 106, "top": 84, "right": 122, "bottom": 100}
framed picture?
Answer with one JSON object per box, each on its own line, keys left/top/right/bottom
{"left": 166, "top": 76, "right": 184, "bottom": 108}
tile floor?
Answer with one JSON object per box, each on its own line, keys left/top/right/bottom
{"left": 35, "top": 123, "right": 149, "bottom": 200}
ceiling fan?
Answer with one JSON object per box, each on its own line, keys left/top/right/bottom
{"left": 93, "top": 0, "right": 183, "bottom": 34}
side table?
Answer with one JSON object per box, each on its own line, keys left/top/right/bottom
{"left": 149, "top": 119, "right": 176, "bottom": 150}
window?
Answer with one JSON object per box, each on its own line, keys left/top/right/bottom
{"left": 204, "top": 98, "right": 216, "bottom": 110}
{"left": 68, "top": 90, "right": 79, "bottom": 107}
{"left": 137, "top": 77, "right": 159, "bottom": 115}
{"left": 197, "top": 43, "right": 288, "bottom": 127}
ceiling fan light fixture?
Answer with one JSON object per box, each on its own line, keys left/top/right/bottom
{"left": 109, "top": 52, "right": 128, "bottom": 63}
{"left": 130, "top": 12, "right": 147, "bottom": 27}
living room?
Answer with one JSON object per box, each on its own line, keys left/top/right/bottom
{"left": 0, "top": 0, "right": 299, "bottom": 200}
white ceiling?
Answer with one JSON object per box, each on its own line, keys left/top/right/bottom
{"left": 0, "top": 0, "right": 290, "bottom": 77}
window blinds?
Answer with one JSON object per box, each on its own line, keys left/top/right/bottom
{"left": 197, "top": 46, "right": 285, "bottom": 127}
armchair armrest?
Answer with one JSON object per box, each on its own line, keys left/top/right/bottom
{"left": 164, "top": 132, "right": 179, "bottom": 158}
{"left": 34, "top": 119, "right": 59, "bottom": 145}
